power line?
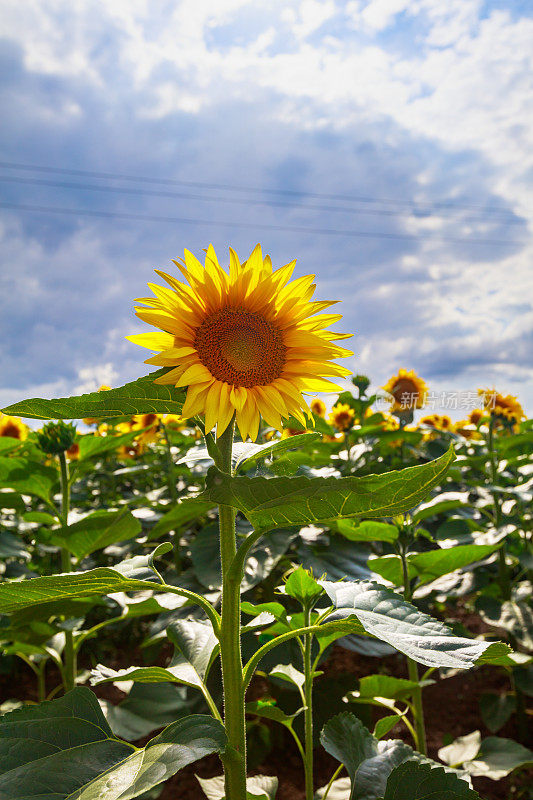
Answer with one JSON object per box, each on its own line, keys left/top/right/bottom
{"left": 0, "top": 200, "right": 523, "bottom": 246}
{"left": 0, "top": 160, "right": 523, "bottom": 216}
{"left": 0, "top": 174, "right": 524, "bottom": 225}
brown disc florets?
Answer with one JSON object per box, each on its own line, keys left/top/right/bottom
{"left": 194, "top": 308, "right": 286, "bottom": 387}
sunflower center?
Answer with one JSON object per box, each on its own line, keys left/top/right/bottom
{"left": 194, "top": 308, "right": 286, "bottom": 387}
{"left": 392, "top": 378, "right": 418, "bottom": 402}
{"left": 2, "top": 423, "right": 21, "bottom": 439}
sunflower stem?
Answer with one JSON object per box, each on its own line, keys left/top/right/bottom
{"left": 487, "top": 417, "right": 511, "bottom": 600}
{"left": 58, "top": 452, "right": 76, "bottom": 694}
{"left": 399, "top": 540, "right": 426, "bottom": 755}
{"left": 216, "top": 419, "right": 247, "bottom": 799}
{"left": 159, "top": 420, "right": 181, "bottom": 573}
{"left": 303, "top": 604, "right": 314, "bottom": 800}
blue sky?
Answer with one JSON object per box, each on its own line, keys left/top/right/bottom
{"left": 1, "top": 0, "right": 532, "bottom": 416}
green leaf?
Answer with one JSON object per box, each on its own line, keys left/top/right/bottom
{"left": 412, "top": 493, "right": 470, "bottom": 524}
{"left": 373, "top": 715, "right": 402, "bottom": 739}
{"left": 335, "top": 520, "right": 399, "bottom": 543}
{"left": 320, "top": 712, "right": 377, "bottom": 800}
{"left": 147, "top": 496, "right": 214, "bottom": 540}
{"left": 246, "top": 699, "right": 301, "bottom": 727}
{"left": 284, "top": 566, "right": 323, "bottom": 607}
{"left": 382, "top": 761, "right": 480, "bottom": 799}
{"left": 197, "top": 773, "right": 278, "bottom": 799}
{"left": 359, "top": 675, "right": 430, "bottom": 702}
{"left": 440, "top": 733, "right": 533, "bottom": 780}
{"left": 233, "top": 432, "right": 322, "bottom": 472}
{"left": 0, "top": 457, "right": 57, "bottom": 502}
{"left": 91, "top": 619, "right": 218, "bottom": 691}
{"left": 320, "top": 580, "right": 511, "bottom": 668}
{"left": 50, "top": 508, "right": 142, "bottom": 560}
{"left": 464, "top": 737, "right": 533, "bottom": 779}
{"left": 408, "top": 544, "right": 502, "bottom": 586}
{"left": 370, "top": 544, "right": 502, "bottom": 588}
{"left": 269, "top": 663, "right": 306, "bottom": 691}
{"left": 202, "top": 447, "right": 455, "bottom": 531}
{"left": 241, "top": 601, "right": 288, "bottom": 626}
{"left": 0, "top": 686, "right": 224, "bottom": 799}
{"left": 0, "top": 438, "right": 23, "bottom": 455}
{"left": 2, "top": 369, "right": 185, "bottom": 420}
{"left": 479, "top": 693, "right": 516, "bottom": 733}
{"left": 0, "top": 544, "right": 172, "bottom": 613}
{"left": 22, "top": 511, "right": 58, "bottom": 525}
{"left": 76, "top": 428, "right": 146, "bottom": 461}
{"left": 438, "top": 732, "right": 482, "bottom": 767}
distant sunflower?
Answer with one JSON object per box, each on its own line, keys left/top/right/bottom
{"left": 329, "top": 403, "right": 356, "bottom": 431}
{"left": 479, "top": 389, "right": 525, "bottom": 427}
{"left": 420, "top": 413, "right": 452, "bottom": 431}
{"left": 383, "top": 369, "right": 427, "bottom": 412}
{"left": 0, "top": 414, "right": 28, "bottom": 441}
{"left": 66, "top": 442, "right": 80, "bottom": 460}
{"left": 128, "top": 244, "right": 353, "bottom": 441}
{"left": 310, "top": 398, "right": 326, "bottom": 418}
{"left": 468, "top": 408, "right": 485, "bottom": 426}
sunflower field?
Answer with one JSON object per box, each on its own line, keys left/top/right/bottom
{"left": 0, "top": 246, "right": 531, "bottom": 800}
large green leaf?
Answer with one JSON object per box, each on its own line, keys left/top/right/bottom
{"left": 0, "top": 544, "right": 172, "bottom": 614}
{"left": 2, "top": 370, "right": 185, "bottom": 420}
{"left": 382, "top": 761, "right": 480, "bottom": 799}
{"left": 49, "top": 508, "right": 142, "bottom": 560}
{"left": 370, "top": 543, "right": 502, "bottom": 588}
{"left": 0, "top": 457, "right": 57, "bottom": 502}
{"left": 439, "top": 731, "right": 533, "bottom": 779}
{"left": 317, "top": 714, "right": 472, "bottom": 800}
{"left": 202, "top": 447, "right": 455, "bottom": 531}
{"left": 91, "top": 619, "right": 219, "bottom": 691}
{"left": 320, "top": 713, "right": 375, "bottom": 800}
{"left": 197, "top": 774, "right": 278, "bottom": 799}
{"left": 335, "top": 520, "right": 399, "bottom": 543}
{"left": 0, "top": 686, "right": 226, "bottom": 800}
{"left": 320, "top": 580, "right": 511, "bottom": 668}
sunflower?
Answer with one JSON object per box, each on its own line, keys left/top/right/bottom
{"left": 163, "top": 413, "right": 187, "bottom": 431}
{"left": 468, "top": 408, "right": 485, "bottom": 426}
{"left": 329, "top": 403, "right": 356, "bottom": 431}
{"left": 131, "top": 413, "right": 160, "bottom": 444}
{"left": 420, "top": 413, "right": 452, "bottom": 431}
{"left": 478, "top": 389, "right": 525, "bottom": 427}
{"left": 310, "top": 398, "right": 326, "bottom": 418}
{"left": 66, "top": 442, "right": 80, "bottom": 460}
{"left": 382, "top": 369, "right": 427, "bottom": 412}
{"left": 0, "top": 414, "right": 28, "bottom": 441}
{"left": 128, "top": 244, "right": 353, "bottom": 441}
{"left": 454, "top": 420, "right": 480, "bottom": 440}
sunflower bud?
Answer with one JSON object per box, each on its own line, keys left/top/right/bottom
{"left": 352, "top": 374, "right": 370, "bottom": 396}
{"left": 36, "top": 421, "right": 77, "bottom": 455}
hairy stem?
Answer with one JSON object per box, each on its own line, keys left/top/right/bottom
{"left": 58, "top": 452, "right": 76, "bottom": 693}
{"left": 159, "top": 420, "right": 181, "bottom": 573}
{"left": 487, "top": 418, "right": 511, "bottom": 600}
{"left": 303, "top": 605, "right": 314, "bottom": 800}
{"left": 400, "top": 541, "right": 426, "bottom": 755}
{"left": 216, "top": 421, "right": 247, "bottom": 799}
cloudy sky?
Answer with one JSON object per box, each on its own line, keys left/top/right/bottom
{"left": 1, "top": 0, "right": 532, "bottom": 418}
